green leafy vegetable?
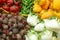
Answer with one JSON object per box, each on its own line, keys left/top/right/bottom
{"left": 20, "top": 0, "right": 34, "bottom": 15}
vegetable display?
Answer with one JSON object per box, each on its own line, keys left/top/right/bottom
{"left": 0, "top": 0, "right": 60, "bottom": 40}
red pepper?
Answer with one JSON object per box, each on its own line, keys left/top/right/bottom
{"left": 10, "top": 5, "right": 19, "bottom": 13}
{"left": 2, "top": 5, "right": 10, "bottom": 11}
{"left": 0, "top": 0, "right": 3, "bottom": 3}
{"left": 3, "top": 0, "right": 7, "bottom": 3}
{"left": 0, "top": 0, "right": 3, "bottom": 6}
{"left": 15, "top": 2, "right": 19, "bottom": 6}
{"left": 7, "top": 0, "right": 13, "bottom": 6}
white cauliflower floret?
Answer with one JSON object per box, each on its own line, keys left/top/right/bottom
{"left": 34, "top": 23, "right": 45, "bottom": 31}
{"left": 27, "top": 14, "right": 39, "bottom": 26}
{"left": 29, "top": 34, "right": 38, "bottom": 40}
{"left": 44, "top": 19, "right": 60, "bottom": 30}
{"left": 41, "top": 30, "right": 53, "bottom": 40}
{"left": 25, "top": 35, "right": 29, "bottom": 40}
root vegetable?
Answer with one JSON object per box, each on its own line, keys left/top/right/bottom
{"left": 12, "top": 28, "right": 18, "bottom": 34}
{"left": 3, "top": 24, "right": 8, "bottom": 29}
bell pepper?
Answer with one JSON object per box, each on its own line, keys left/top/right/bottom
{"left": 2, "top": 5, "right": 10, "bottom": 11}
{"left": 10, "top": 5, "right": 20, "bottom": 13}
{"left": 7, "top": 0, "right": 14, "bottom": 6}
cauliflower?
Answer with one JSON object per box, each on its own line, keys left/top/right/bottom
{"left": 41, "top": 30, "right": 53, "bottom": 40}
{"left": 29, "top": 34, "right": 38, "bottom": 40}
{"left": 44, "top": 19, "right": 60, "bottom": 30}
{"left": 25, "top": 30, "right": 38, "bottom": 40}
{"left": 27, "top": 14, "right": 39, "bottom": 26}
{"left": 34, "top": 23, "right": 45, "bottom": 31}
{"left": 25, "top": 35, "right": 29, "bottom": 40}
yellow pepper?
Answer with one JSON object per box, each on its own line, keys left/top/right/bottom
{"left": 41, "top": 9, "right": 54, "bottom": 19}
{"left": 39, "top": 10, "right": 46, "bottom": 16}
{"left": 33, "top": 3, "right": 42, "bottom": 13}
{"left": 39, "top": 0, "right": 46, "bottom": 6}
{"left": 54, "top": 12, "right": 60, "bottom": 18}
{"left": 52, "top": 0, "right": 60, "bottom": 10}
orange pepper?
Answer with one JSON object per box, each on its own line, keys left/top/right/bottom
{"left": 41, "top": 0, "right": 50, "bottom": 9}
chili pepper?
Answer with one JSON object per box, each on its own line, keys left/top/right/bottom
{"left": 7, "top": 0, "right": 14, "bottom": 6}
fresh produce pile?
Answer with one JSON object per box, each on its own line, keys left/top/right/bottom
{"left": 0, "top": 13, "right": 30, "bottom": 40}
{"left": 0, "top": 0, "right": 22, "bottom": 13}
{"left": 1, "top": 0, "right": 60, "bottom": 40}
